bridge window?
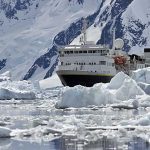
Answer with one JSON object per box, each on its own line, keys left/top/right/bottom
{"left": 99, "top": 61, "right": 106, "bottom": 65}
{"left": 88, "top": 50, "right": 92, "bottom": 53}
{"left": 74, "top": 51, "right": 78, "bottom": 54}
{"left": 83, "top": 51, "right": 87, "bottom": 53}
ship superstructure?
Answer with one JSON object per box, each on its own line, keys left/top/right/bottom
{"left": 56, "top": 21, "right": 150, "bottom": 87}
{"left": 57, "top": 43, "right": 116, "bottom": 86}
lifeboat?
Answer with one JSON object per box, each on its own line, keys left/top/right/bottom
{"left": 114, "top": 56, "right": 126, "bottom": 65}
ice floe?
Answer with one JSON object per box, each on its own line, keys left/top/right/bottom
{"left": 57, "top": 71, "right": 149, "bottom": 108}
{"left": 0, "top": 80, "right": 36, "bottom": 100}
{"left": 119, "top": 112, "right": 150, "bottom": 126}
{"left": 0, "top": 71, "right": 38, "bottom": 100}
{"left": 39, "top": 74, "right": 62, "bottom": 89}
{"left": 0, "top": 127, "right": 11, "bottom": 138}
{"left": 132, "top": 67, "right": 150, "bottom": 84}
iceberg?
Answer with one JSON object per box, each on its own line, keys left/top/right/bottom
{"left": 0, "top": 72, "right": 36, "bottom": 100}
{"left": 0, "top": 87, "right": 36, "bottom": 100}
{"left": 132, "top": 67, "right": 150, "bottom": 84}
{"left": 57, "top": 71, "right": 147, "bottom": 108}
{"left": 0, "top": 127, "right": 11, "bottom": 138}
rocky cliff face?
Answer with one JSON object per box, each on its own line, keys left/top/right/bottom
{"left": 0, "top": 0, "right": 150, "bottom": 80}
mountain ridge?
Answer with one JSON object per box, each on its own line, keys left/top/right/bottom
{"left": 0, "top": 0, "right": 150, "bottom": 80}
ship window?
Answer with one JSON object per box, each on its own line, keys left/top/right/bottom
{"left": 88, "top": 50, "right": 92, "bottom": 53}
{"left": 79, "top": 51, "right": 83, "bottom": 53}
{"left": 93, "top": 50, "right": 96, "bottom": 53}
{"left": 107, "top": 62, "right": 110, "bottom": 66}
{"left": 70, "top": 51, "right": 73, "bottom": 54}
{"left": 94, "top": 62, "right": 96, "bottom": 65}
{"left": 99, "top": 61, "right": 106, "bottom": 65}
{"left": 83, "top": 51, "right": 87, "bottom": 53}
{"left": 61, "top": 62, "right": 63, "bottom": 65}
{"left": 74, "top": 51, "right": 78, "bottom": 54}
{"left": 60, "top": 54, "right": 64, "bottom": 57}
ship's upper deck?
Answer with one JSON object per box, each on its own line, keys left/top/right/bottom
{"left": 59, "top": 44, "right": 109, "bottom": 51}
{"left": 58, "top": 44, "right": 110, "bottom": 57}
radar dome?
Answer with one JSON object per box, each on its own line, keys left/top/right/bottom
{"left": 114, "top": 38, "right": 124, "bottom": 49}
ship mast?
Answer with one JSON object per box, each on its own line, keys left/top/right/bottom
{"left": 112, "top": 28, "right": 116, "bottom": 50}
{"left": 79, "top": 18, "right": 88, "bottom": 45}
{"left": 82, "top": 18, "right": 87, "bottom": 45}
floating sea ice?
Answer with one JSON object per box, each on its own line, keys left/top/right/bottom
{"left": 57, "top": 84, "right": 118, "bottom": 108}
{"left": 57, "top": 71, "right": 147, "bottom": 108}
{"left": 132, "top": 67, "right": 150, "bottom": 84}
{"left": 119, "top": 110, "right": 150, "bottom": 126}
{"left": 107, "top": 71, "right": 130, "bottom": 89}
{"left": 0, "top": 87, "right": 36, "bottom": 100}
{"left": 115, "top": 77, "right": 145, "bottom": 101}
{"left": 0, "top": 127, "right": 11, "bottom": 138}
{"left": 139, "top": 95, "right": 150, "bottom": 107}
{"left": 137, "top": 82, "right": 150, "bottom": 95}
{"left": 0, "top": 80, "right": 36, "bottom": 100}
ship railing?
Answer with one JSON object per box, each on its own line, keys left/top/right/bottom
{"left": 60, "top": 53, "right": 109, "bottom": 57}
{"left": 58, "top": 64, "right": 115, "bottom": 71}
{"left": 60, "top": 44, "right": 107, "bottom": 49}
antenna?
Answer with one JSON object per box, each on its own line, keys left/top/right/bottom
{"left": 82, "top": 18, "right": 87, "bottom": 45}
{"left": 112, "top": 28, "right": 116, "bottom": 50}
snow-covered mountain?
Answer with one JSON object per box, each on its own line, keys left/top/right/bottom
{"left": 0, "top": 0, "right": 150, "bottom": 81}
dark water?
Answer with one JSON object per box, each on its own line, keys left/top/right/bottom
{"left": 0, "top": 136, "right": 150, "bottom": 150}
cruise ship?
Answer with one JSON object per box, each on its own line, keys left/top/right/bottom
{"left": 56, "top": 22, "right": 150, "bottom": 87}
